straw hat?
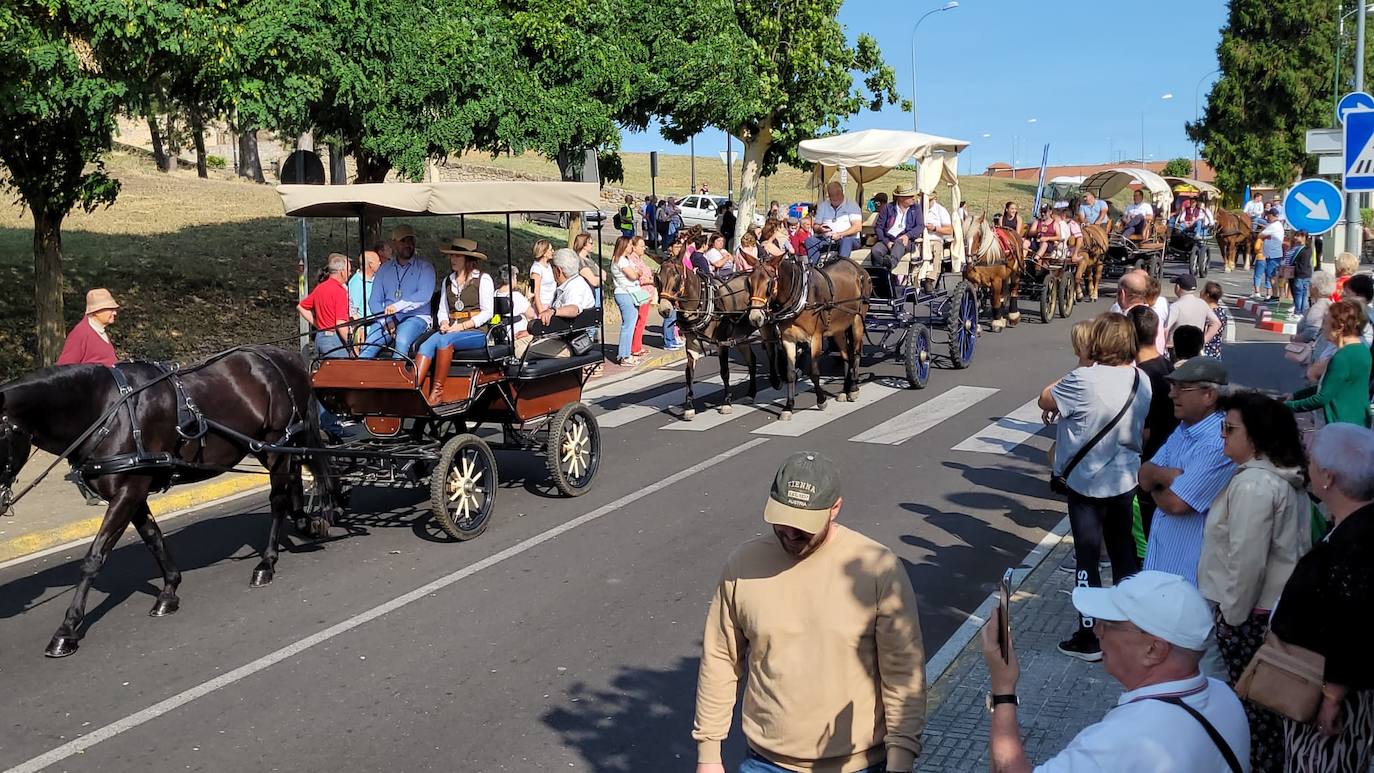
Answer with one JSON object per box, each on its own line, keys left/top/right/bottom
{"left": 390, "top": 224, "right": 417, "bottom": 241}
{"left": 84, "top": 288, "right": 120, "bottom": 315}
{"left": 439, "top": 237, "right": 488, "bottom": 262}
{"left": 893, "top": 184, "right": 919, "bottom": 198}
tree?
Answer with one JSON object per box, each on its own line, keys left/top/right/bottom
{"left": 1161, "top": 157, "right": 1193, "bottom": 177}
{"left": 1187, "top": 0, "right": 1338, "bottom": 197}
{"left": 645, "top": 0, "right": 903, "bottom": 245}
{"left": 0, "top": 6, "right": 124, "bottom": 365}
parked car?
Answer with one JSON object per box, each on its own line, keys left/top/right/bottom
{"left": 676, "top": 194, "right": 728, "bottom": 229}
{"left": 524, "top": 210, "right": 613, "bottom": 231}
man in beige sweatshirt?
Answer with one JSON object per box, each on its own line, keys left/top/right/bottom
{"left": 692, "top": 452, "right": 927, "bottom": 773}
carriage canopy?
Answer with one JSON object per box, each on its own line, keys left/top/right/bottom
{"left": 277, "top": 181, "right": 604, "bottom": 218}
{"left": 1079, "top": 168, "right": 1174, "bottom": 211}
{"left": 1162, "top": 176, "right": 1222, "bottom": 200}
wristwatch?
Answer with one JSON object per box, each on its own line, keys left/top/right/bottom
{"left": 986, "top": 693, "right": 1019, "bottom": 712}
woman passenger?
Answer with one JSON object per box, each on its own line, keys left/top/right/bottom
{"left": 415, "top": 238, "right": 495, "bottom": 403}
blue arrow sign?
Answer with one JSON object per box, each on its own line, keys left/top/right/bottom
{"left": 1338, "top": 91, "right": 1374, "bottom": 124}
{"left": 1345, "top": 108, "right": 1374, "bottom": 192}
{"left": 1284, "top": 178, "right": 1344, "bottom": 234}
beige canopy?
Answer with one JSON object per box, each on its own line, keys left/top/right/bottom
{"left": 1079, "top": 168, "right": 1174, "bottom": 210}
{"left": 1163, "top": 176, "right": 1222, "bottom": 199}
{"left": 277, "top": 181, "right": 604, "bottom": 218}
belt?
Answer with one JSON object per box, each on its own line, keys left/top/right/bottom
{"left": 449, "top": 310, "right": 478, "bottom": 321}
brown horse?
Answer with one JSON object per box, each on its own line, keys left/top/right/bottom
{"left": 1074, "top": 224, "right": 1110, "bottom": 301}
{"left": 746, "top": 255, "right": 869, "bottom": 419}
{"left": 655, "top": 261, "right": 770, "bottom": 420}
{"left": 963, "top": 214, "right": 1025, "bottom": 331}
{"left": 1214, "top": 208, "right": 1254, "bottom": 272}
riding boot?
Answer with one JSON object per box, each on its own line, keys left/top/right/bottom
{"left": 428, "top": 348, "right": 454, "bottom": 404}
{"left": 412, "top": 354, "right": 432, "bottom": 393}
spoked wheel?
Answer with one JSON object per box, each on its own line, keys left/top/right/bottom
{"left": 546, "top": 402, "right": 600, "bottom": 496}
{"left": 1039, "top": 277, "right": 1057, "bottom": 324}
{"left": 902, "top": 323, "right": 931, "bottom": 389}
{"left": 1194, "top": 244, "right": 1210, "bottom": 278}
{"left": 430, "top": 434, "right": 497, "bottom": 540}
{"left": 946, "top": 281, "right": 977, "bottom": 369}
{"left": 1148, "top": 255, "right": 1163, "bottom": 280}
{"left": 1057, "top": 272, "right": 1075, "bottom": 318}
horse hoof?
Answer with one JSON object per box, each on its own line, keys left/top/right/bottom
{"left": 846, "top": 391, "right": 860, "bottom": 402}
{"left": 149, "top": 596, "right": 180, "bottom": 617}
{"left": 44, "top": 636, "right": 79, "bottom": 658}
{"left": 719, "top": 404, "right": 733, "bottom": 415}
{"left": 991, "top": 320, "right": 1006, "bottom": 332}
{"left": 780, "top": 410, "right": 793, "bottom": 421}
{"left": 1007, "top": 312, "right": 1022, "bottom": 325}
{"left": 250, "top": 567, "right": 275, "bottom": 588}
{"left": 683, "top": 409, "right": 696, "bottom": 421}
{"left": 817, "top": 400, "right": 828, "bottom": 411}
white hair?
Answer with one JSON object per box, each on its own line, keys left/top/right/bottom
{"left": 1312, "top": 271, "right": 1337, "bottom": 298}
{"left": 327, "top": 253, "right": 349, "bottom": 273}
{"left": 1311, "top": 423, "right": 1374, "bottom": 500}
{"left": 552, "top": 248, "right": 581, "bottom": 277}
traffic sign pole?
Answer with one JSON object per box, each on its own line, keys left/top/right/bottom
{"left": 1349, "top": 12, "right": 1368, "bottom": 256}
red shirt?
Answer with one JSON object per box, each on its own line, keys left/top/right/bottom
{"left": 57, "top": 318, "right": 117, "bottom": 366}
{"left": 789, "top": 228, "right": 809, "bottom": 255}
{"left": 300, "top": 277, "right": 351, "bottom": 330}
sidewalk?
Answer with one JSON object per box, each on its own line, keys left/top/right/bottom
{"left": 919, "top": 539, "right": 1120, "bottom": 771}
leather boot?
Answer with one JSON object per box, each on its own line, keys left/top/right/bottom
{"left": 428, "top": 348, "right": 453, "bottom": 404}
{"left": 412, "top": 354, "right": 432, "bottom": 394}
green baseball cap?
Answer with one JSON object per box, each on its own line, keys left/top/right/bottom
{"left": 764, "top": 451, "right": 842, "bottom": 533}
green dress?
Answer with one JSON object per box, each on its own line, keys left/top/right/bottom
{"left": 1285, "top": 343, "right": 1373, "bottom": 427}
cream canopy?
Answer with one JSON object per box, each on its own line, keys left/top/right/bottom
{"left": 1079, "top": 168, "right": 1174, "bottom": 210}
{"left": 277, "top": 181, "right": 604, "bottom": 218}
{"left": 1163, "top": 176, "right": 1222, "bottom": 199}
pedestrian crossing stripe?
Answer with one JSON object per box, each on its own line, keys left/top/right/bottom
{"left": 950, "top": 397, "right": 1051, "bottom": 454}
{"left": 752, "top": 383, "right": 903, "bottom": 437}
{"left": 849, "top": 386, "right": 999, "bottom": 445}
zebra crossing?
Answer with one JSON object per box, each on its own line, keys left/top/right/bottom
{"left": 583, "top": 367, "right": 1054, "bottom": 454}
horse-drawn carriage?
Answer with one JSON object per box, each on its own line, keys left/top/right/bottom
{"left": 1079, "top": 167, "right": 1176, "bottom": 281}
{"left": 1163, "top": 176, "right": 1221, "bottom": 278}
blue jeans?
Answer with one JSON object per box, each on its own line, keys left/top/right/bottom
{"left": 740, "top": 749, "right": 883, "bottom": 773}
{"left": 1292, "top": 277, "right": 1311, "bottom": 314}
{"left": 360, "top": 315, "right": 430, "bottom": 359}
{"left": 662, "top": 306, "right": 679, "bottom": 348}
{"left": 614, "top": 292, "right": 638, "bottom": 360}
{"left": 313, "top": 331, "right": 348, "bottom": 435}
{"left": 1252, "top": 258, "right": 1269, "bottom": 291}
{"left": 416, "top": 329, "right": 487, "bottom": 358}
{"left": 804, "top": 234, "right": 860, "bottom": 265}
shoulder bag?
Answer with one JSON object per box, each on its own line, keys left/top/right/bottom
{"left": 1235, "top": 630, "right": 1325, "bottom": 723}
{"left": 1050, "top": 370, "right": 1140, "bottom": 496}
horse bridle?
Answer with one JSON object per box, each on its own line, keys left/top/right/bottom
{"left": 0, "top": 413, "right": 24, "bottom": 516}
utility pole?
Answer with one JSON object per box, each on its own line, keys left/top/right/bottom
{"left": 1349, "top": 7, "right": 1367, "bottom": 256}
{"left": 726, "top": 134, "right": 733, "bottom": 200}
{"left": 690, "top": 136, "right": 697, "bottom": 195}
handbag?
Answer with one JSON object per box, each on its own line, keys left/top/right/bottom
{"left": 1235, "top": 630, "right": 1325, "bottom": 723}
{"left": 1050, "top": 371, "right": 1140, "bottom": 496}
{"left": 629, "top": 286, "right": 651, "bottom": 305}
{"left": 1278, "top": 265, "right": 1296, "bottom": 279}
{"left": 1284, "top": 341, "right": 1313, "bottom": 365}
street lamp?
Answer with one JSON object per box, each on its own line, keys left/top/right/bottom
{"left": 910, "top": 1, "right": 958, "bottom": 132}
{"left": 1192, "top": 69, "right": 1220, "bottom": 178}
{"left": 1335, "top": 3, "right": 1374, "bottom": 113}
{"left": 1142, "top": 93, "right": 1173, "bottom": 165}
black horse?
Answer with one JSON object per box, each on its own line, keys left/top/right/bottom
{"left": 0, "top": 345, "right": 340, "bottom": 657}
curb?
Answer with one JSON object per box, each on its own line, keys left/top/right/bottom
{"left": 0, "top": 474, "right": 267, "bottom": 565}
{"left": 1256, "top": 318, "right": 1297, "bottom": 334}
{"left": 587, "top": 348, "right": 686, "bottom": 391}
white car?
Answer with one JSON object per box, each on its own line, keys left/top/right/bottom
{"left": 676, "top": 193, "right": 767, "bottom": 230}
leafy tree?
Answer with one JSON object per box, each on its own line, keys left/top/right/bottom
{"left": 1187, "top": 0, "right": 1338, "bottom": 196}
{"left": 0, "top": 5, "right": 124, "bottom": 365}
{"left": 644, "top": 0, "right": 904, "bottom": 243}
{"left": 1161, "top": 157, "right": 1193, "bottom": 177}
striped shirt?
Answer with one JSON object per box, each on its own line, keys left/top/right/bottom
{"left": 1142, "top": 411, "right": 1236, "bottom": 585}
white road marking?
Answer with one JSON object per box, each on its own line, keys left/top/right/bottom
{"left": 4, "top": 437, "right": 771, "bottom": 773}
{"left": 593, "top": 375, "right": 723, "bottom": 428}
{"left": 661, "top": 384, "right": 788, "bottom": 431}
{"left": 752, "top": 382, "right": 903, "bottom": 437}
{"left": 583, "top": 366, "right": 681, "bottom": 403}
{"left": 950, "top": 397, "right": 1050, "bottom": 454}
{"left": 849, "top": 386, "right": 1000, "bottom": 445}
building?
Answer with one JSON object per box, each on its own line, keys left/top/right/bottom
{"left": 982, "top": 159, "right": 1216, "bottom": 183}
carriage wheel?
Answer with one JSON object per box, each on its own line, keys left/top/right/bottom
{"left": 902, "top": 323, "right": 932, "bottom": 389}
{"left": 1148, "top": 255, "right": 1163, "bottom": 280}
{"left": 430, "top": 434, "right": 497, "bottom": 541}
{"left": 946, "top": 281, "right": 977, "bottom": 369}
{"left": 1039, "top": 278, "right": 1057, "bottom": 324}
{"left": 546, "top": 402, "right": 600, "bottom": 497}
{"left": 1194, "top": 244, "right": 1210, "bottom": 278}
{"left": 1057, "top": 273, "right": 1075, "bottom": 318}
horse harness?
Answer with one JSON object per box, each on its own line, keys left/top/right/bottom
{"left": 759, "top": 258, "right": 866, "bottom": 328}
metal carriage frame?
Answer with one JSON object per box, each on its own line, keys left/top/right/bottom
{"left": 861, "top": 266, "right": 977, "bottom": 389}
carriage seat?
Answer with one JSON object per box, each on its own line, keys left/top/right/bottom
{"left": 448, "top": 296, "right": 521, "bottom": 364}
{"left": 511, "top": 349, "right": 604, "bottom": 379}
{"left": 864, "top": 266, "right": 899, "bottom": 300}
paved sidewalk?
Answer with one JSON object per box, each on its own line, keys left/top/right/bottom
{"left": 919, "top": 539, "right": 1119, "bottom": 771}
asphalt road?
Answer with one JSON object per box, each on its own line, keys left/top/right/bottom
{"left": 0, "top": 265, "right": 1297, "bottom": 772}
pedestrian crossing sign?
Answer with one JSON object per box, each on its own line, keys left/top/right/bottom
{"left": 1344, "top": 107, "right": 1374, "bottom": 191}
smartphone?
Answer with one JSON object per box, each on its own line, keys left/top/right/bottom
{"left": 997, "top": 568, "right": 1014, "bottom": 662}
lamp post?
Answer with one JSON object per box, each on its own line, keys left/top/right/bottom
{"left": 1348, "top": 1, "right": 1369, "bottom": 256}
{"left": 1192, "top": 69, "right": 1219, "bottom": 179}
{"left": 1335, "top": 4, "right": 1374, "bottom": 117}
{"left": 910, "top": 1, "right": 958, "bottom": 132}
{"left": 1142, "top": 93, "right": 1173, "bottom": 166}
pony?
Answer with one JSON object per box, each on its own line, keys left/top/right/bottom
{"left": 1075, "top": 224, "right": 1110, "bottom": 301}
{"left": 746, "top": 255, "right": 869, "bottom": 419}
{"left": 0, "top": 346, "right": 339, "bottom": 657}
{"left": 654, "top": 261, "right": 771, "bottom": 420}
{"left": 1213, "top": 207, "right": 1254, "bottom": 272}
{"left": 963, "top": 214, "right": 1025, "bottom": 331}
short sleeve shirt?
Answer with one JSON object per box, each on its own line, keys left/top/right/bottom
{"left": 1078, "top": 200, "right": 1106, "bottom": 224}
{"left": 530, "top": 261, "right": 557, "bottom": 309}
{"left": 551, "top": 276, "right": 595, "bottom": 312}
{"left": 817, "top": 199, "right": 863, "bottom": 233}
{"left": 1260, "top": 221, "right": 1285, "bottom": 260}
{"left": 1143, "top": 412, "right": 1237, "bottom": 584}
{"left": 1051, "top": 365, "right": 1152, "bottom": 498}
{"left": 1126, "top": 202, "right": 1154, "bottom": 220}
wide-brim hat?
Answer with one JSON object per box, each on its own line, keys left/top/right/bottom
{"left": 390, "top": 223, "right": 417, "bottom": 241}
{"left": 893, "top": 184, "right": 918, "bottom": 198}
{"left": 84, "top": 288, "right": 120, "bottom": 315}
{"left": 439, "top": 237, "right": 487, "bottom": 261}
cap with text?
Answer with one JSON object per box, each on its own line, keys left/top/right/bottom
{"left": 1072, "top": 570, "right": 1213, "bottom": 651}
{"left": 763, "top": 451, "right": 841, "bottom": 533}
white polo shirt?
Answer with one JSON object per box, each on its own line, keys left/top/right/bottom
{"left": 1125, "top": 201, "right": 1154, "bottom": 221}
{"left": 817, "top": 198, "right": 863, "bottom": 235}
{"left": 1034, "top": 674, "right": 1250, "bottom": 773}
{"left": 551, "top": 275, "right": 595, "bottom": 312}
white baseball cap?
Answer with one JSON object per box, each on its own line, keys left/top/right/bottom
{"left": 1072, "top": 571, "right": 1213, "bottom": 651}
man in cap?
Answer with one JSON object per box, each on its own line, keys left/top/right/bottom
{"left": 1164, "top": 273, "right": 1221, "bottom": 354}
{"left": 1138, "top": 358, "right": 1236, "bottom": 585}
{"left": 981, "top": 571, "right": 1249, "bottom": 772}
{"left": 692, "top": 452, "right": 926, "bottom": 773}
{"left": 360, "top": 223, "right": 437, "bottom": 359}
{"left": 870, "top": 185, "right": 925, "bottom": 270}
{"left": 58, "top": 288, "right": 121, "bottom": 366}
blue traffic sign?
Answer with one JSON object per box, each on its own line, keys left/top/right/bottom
{"left": 1338, "top": 91, "right": 1374, "bottom": 124}
{"left": 1284, "top": 178, "right": 1344, "bottom": 235}
{"left": 1345, "top": 107, "right": 1374, "bottom": 191}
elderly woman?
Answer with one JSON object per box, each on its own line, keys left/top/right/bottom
{"left": 414, "top": 238, "right": 494, "bottom": 403}
{"left": 1291, "top": 271, "right": 1337, "bottom": 369}
{"left": 1333, "top": 251, "right": 1360, "bottom": 300}
{"left": 1287, "top": 299, "right": 1373, "bottom": 427}
{"left": 1271, "top": 423, "right": 1374, "bottom": 772}
{"left": 1198, "top": 391, "right": 1311, "bottom": 773}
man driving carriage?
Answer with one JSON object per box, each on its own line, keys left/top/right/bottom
{"left": 1118, "top": 189, "right": 1154, "bottom": 240}
{"left": 869, "top": 184, "right": 924, "bottom": 270}
{"left": 804, "top": 181, "right": 864, "bottom": 265}
{"left": 1076, "top": 191, "right": 1109, "bottom": 227}
{"left": 361, "top": 224, "right": 437, "bottom": 359}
